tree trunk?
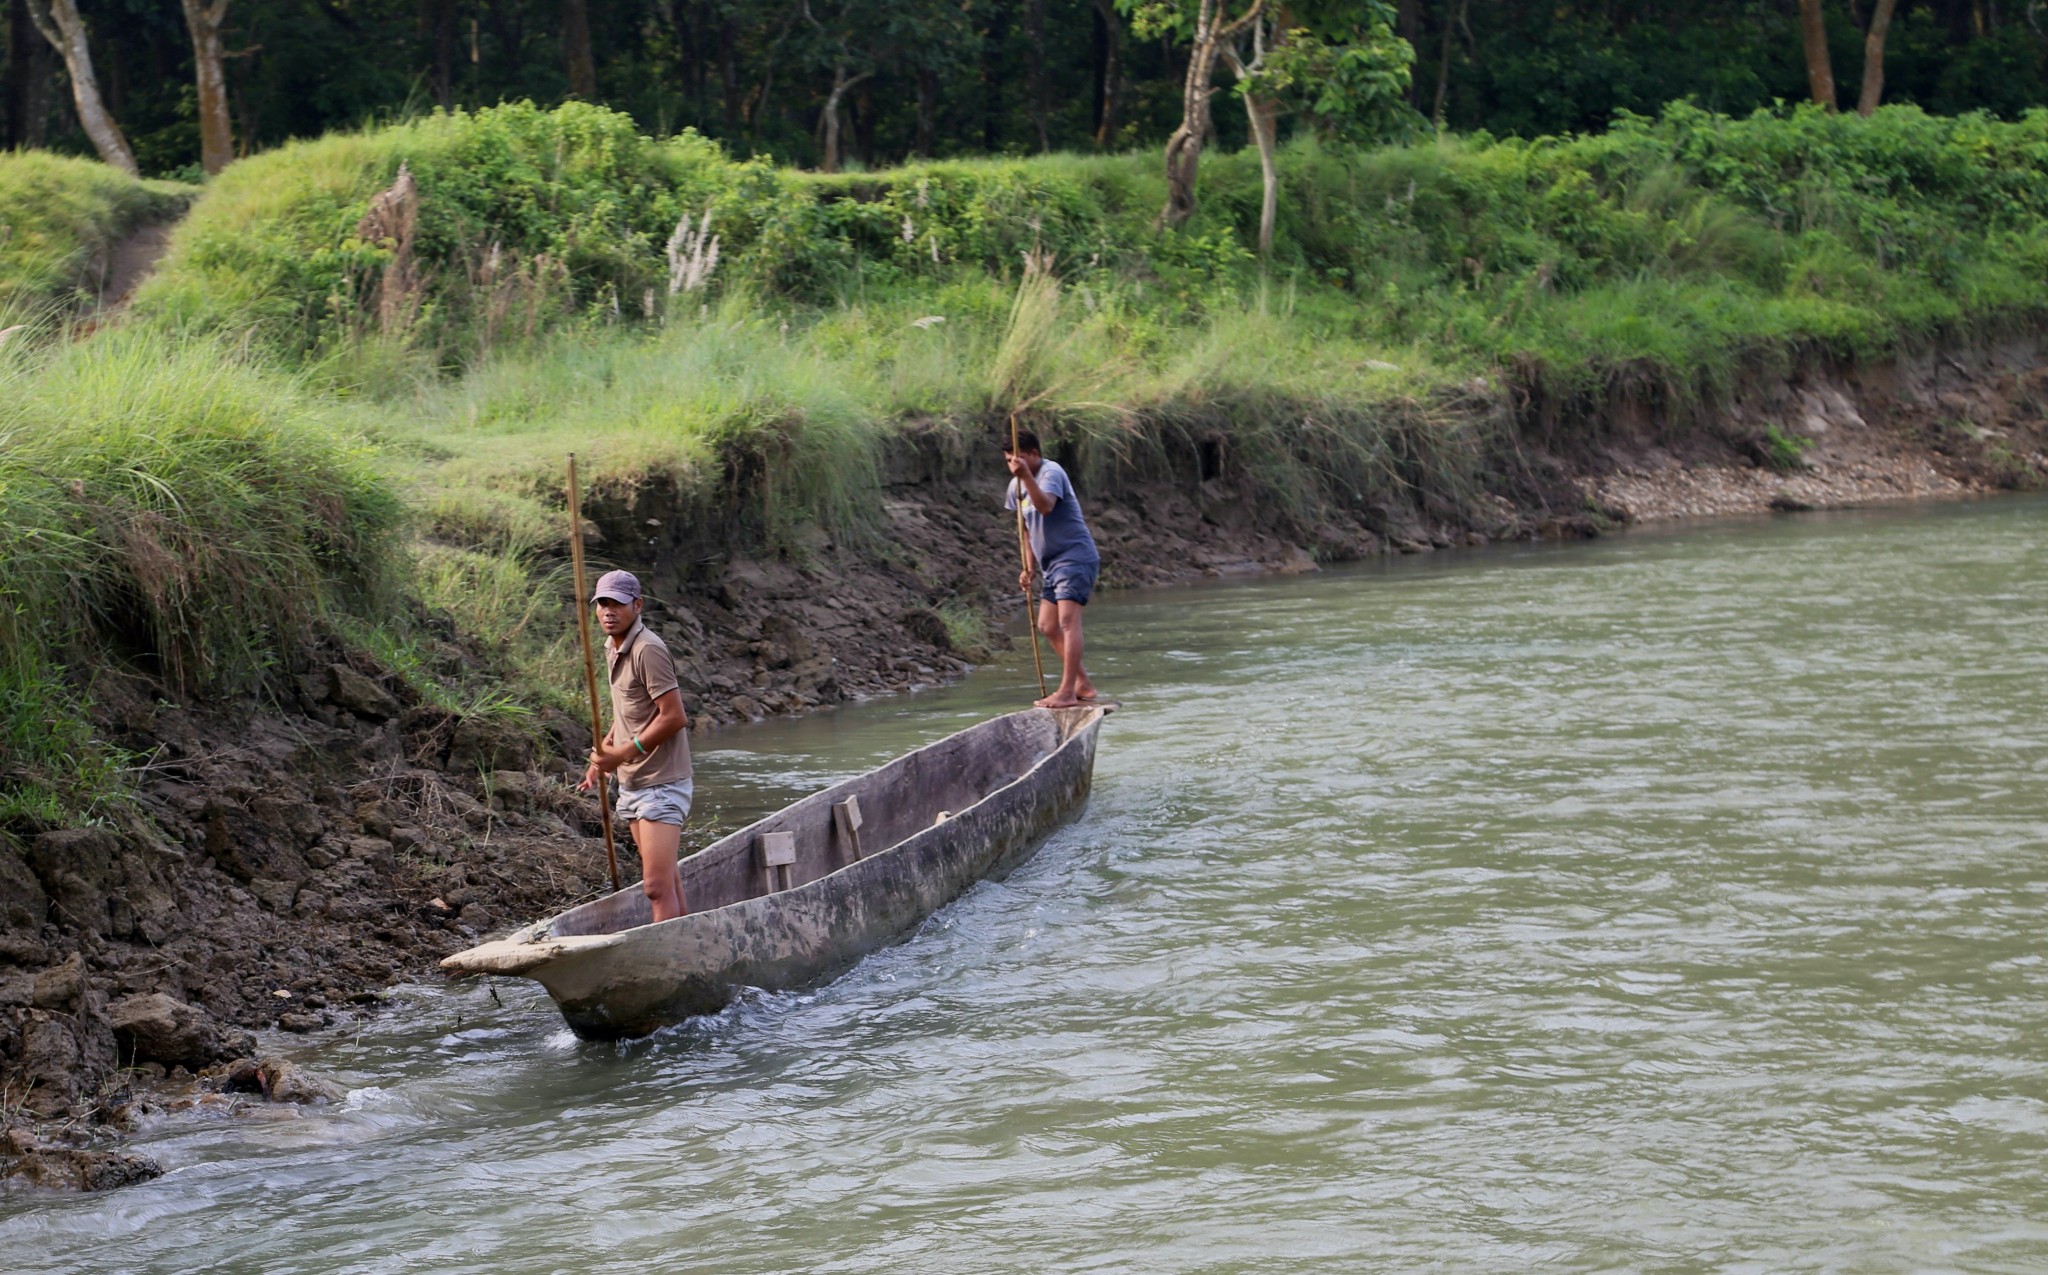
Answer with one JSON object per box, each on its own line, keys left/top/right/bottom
{"left": 1091, "top": 0, "right": 1121, "bottom": 147}
{"left": 1942, "top": 0, "right": 1971, "bottom": 42}
{"left": 982, "top": 0, "right": 1008, "bottom": 153}
{"left": 818, "top": 64, "right": 868, "bottom": 173}
{"left": 1157, "top": 0, "right": 1263, "bottom": 230}
{"left": 1245, "top": 91, "right": 1277, "bottom": 257}
{"left": 746, "top": 8, "right": 794, "bottom": 142}
{"left": 425, "top": 0, "right": 457, "bottom": 109}
{"left": 7, "top": 0, "right": 55, "bottom": 148}
{"left": 915, "top": 65, "right": 937, "bottom": 157}
{"left": 1431, "top": 0, "right": 1456, "bottom": 129}
{"left": 1223, "top": 34, "right": 1278, "bottom": 258}
{"left": 560, "top": 0, "right": 595, "bottom": 97}
{"left": 1857, "top": 0, "right": 1900, "bottom": 113}
{"left": 175, "top": 0, "right": 232, "bottom": 174}
{"left": 1397, "top": 0, "right": 1421, "bottom": 108}
{"left": 486, "top": 0, "right": 523, "bottom": 75}
{"left": 25, "top": 0, "right": 137, "bottom": 174}
{"left": 719, "top": 16, "right": 741, "bottom": 133}
{"left": 1024, "top": 0, "right": 1048, "bottom": 151}
{"left": 853, "top": 80, "right": 874, "bottom": 167}
{"left": 1797, "top": 0, "right": 1836, "bottom": 109}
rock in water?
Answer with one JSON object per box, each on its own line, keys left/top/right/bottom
{"left": 107, "top": 993, "right": 226, "bottom": 1069}
{"left": 3, "top": 1146, "right": 165, "bottom": 1192}
{"left": 255, "top": 1057, "right": 346, "bottom": 1105}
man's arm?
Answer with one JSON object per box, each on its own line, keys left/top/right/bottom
{"left": 638, "top": 689, "right": 687, "bottom": 750}
{"left": 1007, "top": 457, "right": 1058, "bottom": 515}
{"left": 581, "top": 690, "right": 686, "bottom": 787}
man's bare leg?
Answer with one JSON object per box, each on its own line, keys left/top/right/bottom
{"left": 1035, "top": 598, "right": 1092, "bottom": 708}
{"left": 1061, "top": 599, "right": 1097, "bottom": 700}
{"left": 633, "top": 819, "right": 687, "bottom": 922}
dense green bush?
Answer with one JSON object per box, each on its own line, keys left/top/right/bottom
{"left": 138, "top": 100, "right": 2048, "bottom": 392}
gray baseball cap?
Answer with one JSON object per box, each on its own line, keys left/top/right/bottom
{"left": 590, "top": 569, "right": 642, "bottom": 604}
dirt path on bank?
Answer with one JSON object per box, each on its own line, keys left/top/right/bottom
{"left": 2, "top": 331, "right": 2043, "bottom": 1188}
{"left": 92, "top": 221, "right": 176, "bottom": 311}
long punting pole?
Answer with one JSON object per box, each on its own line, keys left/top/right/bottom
{"left": 1009, "top": 415, "right": 1050, "bottom": 699}
{"left": 566, "top": 454, "right": 623, "bottom": 894}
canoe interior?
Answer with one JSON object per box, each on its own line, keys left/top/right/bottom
{"left": 542, "top": 706, "right": 1095, "bottom": 941}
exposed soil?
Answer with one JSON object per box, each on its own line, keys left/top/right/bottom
{"left": 1573, "top": 338, "right": 2048, "bottom": 521}
{"left": 4, "top": 334, "right": 2043, "bottom": 1190}
{"left": 93, "top": 221, "right": 176, "bottom": 310}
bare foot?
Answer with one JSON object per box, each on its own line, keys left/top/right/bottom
{"left": 1035, "top": 693, "right": 1084, "bottom": 708}
{"left": 1075, "top": 685, "right": 1100, "bottom": 702}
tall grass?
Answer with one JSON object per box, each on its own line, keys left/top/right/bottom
{"left": 0, "top": 152, "right": 192, "bottom": 315}
{"left": 0, "top": 331, "right": 401, "bottom": 823}
{"left": 370, "top": 296, "right": 884, "bottom": 555}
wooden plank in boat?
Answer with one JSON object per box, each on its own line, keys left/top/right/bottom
{"left": 759, "top": 830, "right": 797, "bottom": 892}
{"left": 834, "top": 796, "right": 865, "bottom": 860}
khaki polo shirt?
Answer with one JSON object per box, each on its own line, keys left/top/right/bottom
{"left": 605, "top": 619, "right": 692, "bottom": 790}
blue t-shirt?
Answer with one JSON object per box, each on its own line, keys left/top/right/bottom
{"left": 1004, "top": 460, "right": 1100, "bottom": 567}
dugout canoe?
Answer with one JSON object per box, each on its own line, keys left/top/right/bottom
{"left": 441, "top": 703, "right": 1112, "bottom": 1039}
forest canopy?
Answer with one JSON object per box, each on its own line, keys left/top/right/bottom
{"left": 2, "top": 0, "right": 2044, "bottom": 178}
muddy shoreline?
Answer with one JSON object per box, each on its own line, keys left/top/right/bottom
{"left": 3, "top": 336, "right": 2044, "bottom": 1190}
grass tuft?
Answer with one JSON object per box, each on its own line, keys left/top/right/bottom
{"left": 0, "top": 330, "right": 401, "bottom": 824}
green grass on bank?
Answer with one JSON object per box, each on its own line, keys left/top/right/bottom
{"left": 0, "top": 331, "right": 399, "bottom": 823}
{"left": 10, "top": 98, "right": 2048, "bottom": 828}
{"left": 0, "top": 153, "right": 194, "bottom": 318}
{"left": 369, "top": 280, "right": 1471, "bottom": 557}
{"left": 136, "top": 100, "right": 2048, "bottom": 398}
{"left": 131, "top": 100, "right": 2048, "bottom": 539}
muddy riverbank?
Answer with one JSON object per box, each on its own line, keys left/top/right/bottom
{"left": 3, "top": 334, "right": 2043, "bottom": 1189}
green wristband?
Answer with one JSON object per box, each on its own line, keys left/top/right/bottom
{"left": 631, "top": 734, "right": 647, "bottom": 755}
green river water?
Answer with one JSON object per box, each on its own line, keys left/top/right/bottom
{"left": 7, "top": 498, "right": 2048, "bottom": 1273}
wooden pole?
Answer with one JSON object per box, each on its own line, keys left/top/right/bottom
{"left": 1009, "top": 415, "right": 1050, "bottom": 699}
{"left": 566, "top": 454, "right": 623, "bottom": 894}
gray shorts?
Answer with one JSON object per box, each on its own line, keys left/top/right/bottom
{"left": 1040, "top": 558, "right": 1099, "bottom": 605}
{"left": 614, "top": 777, "right": 693, "bottom": 826}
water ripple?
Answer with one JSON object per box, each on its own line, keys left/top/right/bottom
{"left": 5, "top": 500, "right": 2047, "bottom": 1273}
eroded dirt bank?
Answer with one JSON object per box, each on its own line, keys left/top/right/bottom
{"left": 3, "top": 335, "right": 2044, "bottom": 1189}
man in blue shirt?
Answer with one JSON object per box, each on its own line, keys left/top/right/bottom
{"left": 1003, "top": 430, "right": 1101, "bottom": 708}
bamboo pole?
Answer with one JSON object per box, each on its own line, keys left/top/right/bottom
{"left": 1009, "top": 416, "right": 1050, "bottom": 700}
{"left": 566, "top": 454, "right": 622, "bottom": 894}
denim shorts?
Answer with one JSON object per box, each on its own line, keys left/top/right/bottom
{"left": 614, "top": 777, "right": 693, "bottom": 826}
{"left": 1040, "top": 558, "right": 1100, "bottom": 605}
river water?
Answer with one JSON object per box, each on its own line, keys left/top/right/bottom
{"left": 9, "top": 499, "right": 2048, "bottom": 1273}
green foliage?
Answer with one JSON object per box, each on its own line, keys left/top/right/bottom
{"left": 137, "top": 101, "right": 2048, "bottom": 412}
{"left": 1760, "top": 424, "right": 1813, "bottom": 472}
{"left": 0, "top": 330, "right": 401, "bottom": 825}
{"left": 0, "top": 152, "right": 192, "bottom": 316}
{"left": 20, "top": 0, "right": 2043, "bottom": 180}
{"left": 1256, "top": 12, "right": 1421, "bottom": 146}
{"left": 1427, "top": 4, "right": 2047, "bottom": 138}
{"left": 936, "top": 600, "right": 992, "bottom": 659}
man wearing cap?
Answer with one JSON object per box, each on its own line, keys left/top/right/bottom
{"left": 576, "top": 570, "right": 693, "bottom": 922}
